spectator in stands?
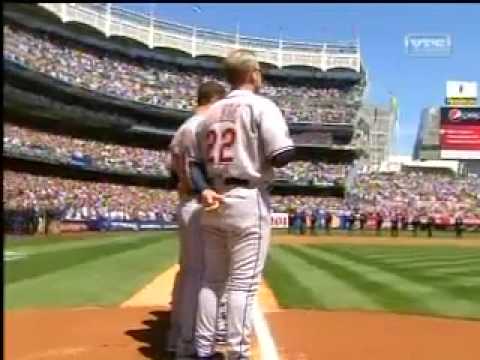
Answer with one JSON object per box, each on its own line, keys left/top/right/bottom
{"left": 309, "top": 211, "right": 317, "bottom": 236}
{"left": 359, "top": 212, "right": 367, "bottom": 231}
{"left": 288, "top": 210, "right": 295, "bottom": 234}
{"left": 455, "top": 214, "right": 464, "bottom": 238}
{"left": 299, "top": 210, "right": 307, "bottom": 235}
{"left": 325, "top": 211, "right": 332, "bottom": 235}
{"left": 427, "top": 215, "right": 435, "bottom": 238}
{"left": 347, "top": 211, "right": 355, "bottom": 232}
{"left": 411, "top": 214, "right": 420, "bottom": 237}
{"left": 390, "top": 215, "right": 399, "bottom": 237}
{"left": 375, "top": 212, "right": 383, "bottom": 236}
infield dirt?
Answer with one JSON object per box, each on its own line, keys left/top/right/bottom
{"left": 6, "top": 306, "right": 480, "bottom": 360}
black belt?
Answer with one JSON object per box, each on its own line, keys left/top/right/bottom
{"left": 224, "top": 178, "right": 251, "bottom": 187}
{"left": 209, "top": 177, "right": 252, "bottom": 187}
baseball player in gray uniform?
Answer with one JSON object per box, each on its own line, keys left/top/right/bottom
{"left": 167, "top": 81, "right": 226, "bottom": 358}
{"left": 189, "top": 49, "right": 295, "bottom": 360}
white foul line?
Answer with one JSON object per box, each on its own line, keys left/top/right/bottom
{"left": 253, "top": 298, "right": 280, "bottom": 360}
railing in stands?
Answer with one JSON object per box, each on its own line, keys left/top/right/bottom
{"left": 38, "top": 3, "right": 361, "bottom": 72}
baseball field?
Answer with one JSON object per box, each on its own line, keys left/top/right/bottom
{"left": 5, "top": 230, "right": 480, "bottom": 360}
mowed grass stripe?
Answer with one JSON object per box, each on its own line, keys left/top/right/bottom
{"left": 321, "top": 246, "right": 480, "bottom": 269}
{"left": 4, "top": 232, "right": 129, "bottom": 249}
{"left": 322, "top": 247, "right": 480, "bottom": 296}
{"left": 282, "top": 245, "right": 430, "bottom": 314}
{"left": 429, "top": 268, "right": 480, "bottom": 278}
{"left": 5, "top": 236, "right": 179, "bottom": 309}
{"left": 264, "top": 252, "right": 318, "bottom": 308}
{"left": 328, "top": 244, "right": 479, "bottom": 257}
{"left": 266, "top": 246, "right": 378, "bottom": 310}
{"left": 398, "top": 260, "right": 480, "bottom": 270}
{"left": 4, "top": 232, "right": 161, "bottom": 256}
{"left": 344, "top": 249, "right": 480, "bottom": 261}
{"left": 5, "top": 233, "right": 168, "bottom": 284}
{"left": 363, "top": 253, "right": 480, "bottom": 265}
{"left": 319, "top": 247, "right": 480, "bottom": 315}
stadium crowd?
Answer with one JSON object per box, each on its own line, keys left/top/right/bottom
{"left": 4, "top": 169, "right": 479, "bottom": 232}
{"left": 4, "top": 123, "right": 349, "bottom": 184}
{"left": 275, "top": 161, "right": 349, "bottom": 185}
{"left": 4, "top": 23, "right": 362, "bottom": 124}
{"left": 3, "top": 171, "right": 178, "bottom": 223}
{"left": 349, "top": 172, "right": 480, "bottom": 220}
{"left": 4, "top": 123, "right": 170, "bottom": 176}
{"left": 273, "top": 172, "right": 480, "bottom": 229}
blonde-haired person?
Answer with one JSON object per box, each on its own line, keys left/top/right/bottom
{"left": 189, "top": 49, "right": 295, "bottom": 359}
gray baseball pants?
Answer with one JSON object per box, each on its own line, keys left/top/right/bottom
{"left": 169, "top": 197, "right": 204, "bottom": 356}
{"left": 195, "top": 187, "right": 271, "bottom": 360}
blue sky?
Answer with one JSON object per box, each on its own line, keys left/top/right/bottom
{"left": 122, "top": 3, "right": 480, "bottom": 155}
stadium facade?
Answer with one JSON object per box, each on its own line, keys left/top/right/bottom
{"left": 355, "top": 104, "right": 396, "bottom": 171}
{"left": 413, "top": 107, "right": 480, "bottom": 175}
{"left": 413, "top": 80, "right": 480, "bottom": 175}
{"left": 413, "top": 107, "right": 441, "bottom": 161}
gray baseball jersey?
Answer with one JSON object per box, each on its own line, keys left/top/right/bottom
{"left": 194, "top": 89, "right": 294, "bottom": 359}
{"left": 167, "top": 114, "right": 205, "bottom": 356}
{"left": 193, "top": 89, "right": 294, "bottom": 185}
{"left": 170, "top": 114, "right": 204, "bottom": 196}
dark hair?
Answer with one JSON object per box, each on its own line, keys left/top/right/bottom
{"left": 197, "top": 81, "right": 227, "bottom": 106}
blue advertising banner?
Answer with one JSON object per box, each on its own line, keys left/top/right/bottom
{"left": 89, "top": 218, "right": 178, "bottom": 231}
{"left": 70, "top": 153, "right": 93, "bottom": 167}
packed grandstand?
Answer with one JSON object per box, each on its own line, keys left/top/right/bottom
{"left": 3, "top": 3, "right": 480, "bottom": 234}
{"left": 4, "top": 123, "right": 349, "bottom": 184}
{"left": 4, "top": 169, "right": 480, "bottom": 231}
{"left": 4, "top": 23, "right": 363, "bottom": 125}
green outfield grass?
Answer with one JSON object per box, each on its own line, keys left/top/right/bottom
{"left": 265, "top": 243, "right": 480, "bottom": 320}
{"left": 4, "top": 232, "right": 178, "bottom": 309}
{"left": 5, "top": 231, "right": 480, "bottom": 320}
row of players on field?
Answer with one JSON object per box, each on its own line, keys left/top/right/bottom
{"left": 287, "top": 210, "right": 466, "bottom": 236}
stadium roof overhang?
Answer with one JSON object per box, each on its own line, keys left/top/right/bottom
{"left": 3, "top": 153, "right": 346, "bottom": 196}
{"left": 295, "top": 145, "right": 362, "bottom": 164}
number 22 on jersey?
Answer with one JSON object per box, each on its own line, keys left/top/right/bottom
{"left": 206, "top": 124, "right": 236, "bottom": 164}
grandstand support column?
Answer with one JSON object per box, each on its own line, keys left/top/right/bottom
{"left": 277, "top": 38, "right": 283, "bottom": 68}
{"left": 192, "top": 26, "right": 197, "bottom": 57}
{"left": 61, "top": 3, "right": 67, "bottom": 23}
{"left": 105, "top": 3, "right": 112, "bottom": 38}
{"left": 149, "top": 16, "right": 154, "bottom": 49}
{"left": 321, "top": 43, "right": 327, "bottom": 71}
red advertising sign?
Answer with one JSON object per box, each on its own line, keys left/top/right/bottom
{"left": 271, "top": 213, "right": 289, "bottom": 229}
{"left": 440, "top": 107, "right": 480, "bottom": 159}
{"left": 59, "top": 220, "right": 90, "bottom": 232}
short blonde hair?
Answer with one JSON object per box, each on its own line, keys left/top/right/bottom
{"left": 223, "top": 49, "right": 259, "bottom": 86}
